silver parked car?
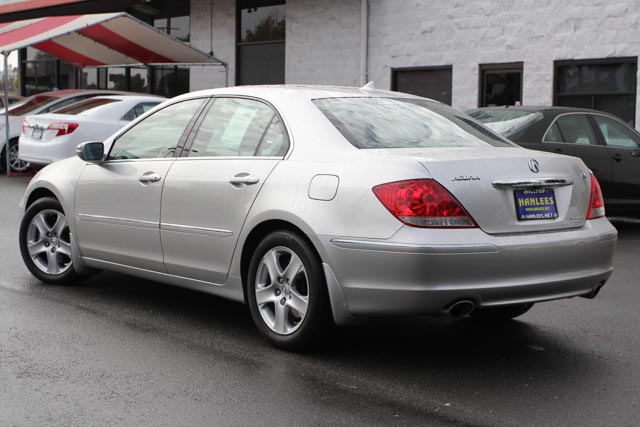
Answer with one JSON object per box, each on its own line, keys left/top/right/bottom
{"left": 18, "top": 86, "right": 617, "bottom": 350}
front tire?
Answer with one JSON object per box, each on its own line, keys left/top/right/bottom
{"left": 19, "top": 197, "right": 85, "bottom": 284}
{"left": 247, "top": 230, "right": 330, "bottom": 350}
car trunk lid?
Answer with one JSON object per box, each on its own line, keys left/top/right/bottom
{"left": 374, "top": 147, "right": 592, "bottom": 234}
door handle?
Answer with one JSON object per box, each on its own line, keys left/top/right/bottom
{"left": 612, "top": 153, "right": 623, "bottom": 162}
{"left": 229, "top": 173, "right": 260, "bottom": 186}
{"left": 139, "top": 172, "right": 162, "bottom": 183}
{"left": 554, "top": 148, "right": 563, "bottom": 153}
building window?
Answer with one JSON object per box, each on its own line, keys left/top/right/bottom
{"left": 479, "top": 62, "right": 523, "bottom": 107}
{"left": 237, "top": 0, "right": 286, "bottom": 85}
{"left": 152, "top": 66, "right": 189, "bottom": 98}
{"left": 20, "top": 47, "right": 78, "bottom": 96}
{"left": 554, "top": 58, "right": 637, "bottom": 125}
{"left": 392, "top": 66, "right": 453, "bottom": 105}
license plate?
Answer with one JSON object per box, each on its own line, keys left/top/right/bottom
{"left": 31, "top": 128, "right": 43, "bottom": 140}
{"left": 514, "top": 188, "right": 559, "bottom": 221}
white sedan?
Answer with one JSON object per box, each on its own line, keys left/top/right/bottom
{"left": 19, "top": 95, "right": 165, "bottom": 166}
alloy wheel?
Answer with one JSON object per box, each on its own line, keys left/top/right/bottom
{"left": 26, "top": 209, "right": 73, "bottom": 275}
{"left": 8, "top": 142, "right": 30, "bottom": 172}
{"left": 255, "top": 246, "right": 309, "bottom": 335}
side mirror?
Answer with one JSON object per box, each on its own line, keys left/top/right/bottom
{"left": 76, "top": 141, "right": 104, "bottom": 164}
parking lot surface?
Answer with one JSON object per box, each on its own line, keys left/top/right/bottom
{"left": 1, "top": 175, "right": 639, "bottom": 426}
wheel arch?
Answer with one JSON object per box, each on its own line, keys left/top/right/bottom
{"left": 25, "top": 187, "right": 59, "bottom": 209}
{"left": 239, "top": 218, "right": 326, "bottom": 304}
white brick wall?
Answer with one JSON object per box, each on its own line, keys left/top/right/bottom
{"left": 285, "top": 0, "right": 361, "bottom": 86}
{"left": 190, "top": 0, "right": 640, "bottom": 124}
{"left": 189, "top": 0, "right": 236, "bottom": 90}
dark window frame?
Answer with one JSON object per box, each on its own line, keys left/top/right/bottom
{"left": 478, "top": 62, "right": 524, "bottom": 107}
{"left": 553, "top": 57, "right": 637, "bottom": 125}
{"left": 235, "top": 0, "right": 286, "bottom": 86}
{"left": 391, "top": 65, "right": 453, "bottom": 105}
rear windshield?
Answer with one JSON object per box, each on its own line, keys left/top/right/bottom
{"left": 54, "top": 98, "right": 120, "bottom": 115}
{"left": 312, "top": 97, "right": 513, "bottom": 149}
{"left": 467, "top": 109, "right": 544, "bottom": 136}
{"left": 8, "top": 95, "right": 58, "bottom": 116}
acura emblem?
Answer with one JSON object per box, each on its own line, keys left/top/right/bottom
{"left": 528, "top": 159, "right": 540, "bottom": 173}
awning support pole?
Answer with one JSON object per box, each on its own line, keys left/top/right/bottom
{"left": 3, "top": 52, "right": 10, "bottom": 176}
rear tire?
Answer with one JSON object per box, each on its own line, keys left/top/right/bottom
{"left": 19, "top": 197, "right": 87, "bottom": 285}
{"left": 247, "top": 230, "right": 330, "bottom": 351}
{"left": 470, "top": 303, "right": 534, "bottom": 322}
{"left": 2, "top": 139, "right": 30, "bottom": 173}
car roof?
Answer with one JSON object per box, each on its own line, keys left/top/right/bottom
{"left": 176, "top": 84, "right": 425, "bottom": 102}
{"left": 469, "top": 105, "right": 598, "bottom": 115}
{"left": 27, "top": 89, "right": 156, "bottom": 99}
{"left": 87, "top": 95, "right": 166, "bottom": 102}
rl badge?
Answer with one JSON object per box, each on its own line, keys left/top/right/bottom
{"left": 514, "top": 188, "right": 559, "bottom": 220}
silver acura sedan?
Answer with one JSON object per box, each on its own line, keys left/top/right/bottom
{"left": 18, "top": 85, "right": 617, "bottom": 350}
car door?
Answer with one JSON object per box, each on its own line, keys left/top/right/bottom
{"left": 591, "top": 114, "right": 640, "bottom": 206}
{"left": 540, "top": 113, "right": 614, "bottom": 194}
{"left": 74, "top": 98, "right": 208, "bottom": 271}
{"left": 160, "top": 96, "right": 290, "bottom": 284}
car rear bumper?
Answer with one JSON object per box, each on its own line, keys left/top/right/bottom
{"left": 19, "top": 136, "right": 74, "bottom": 165}
{"left": 320, "top": 218, "right": 617, "bottom": 318}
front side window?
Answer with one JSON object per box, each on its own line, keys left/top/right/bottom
{"left": 544, "top": 114, "right": 597, "bottom": 145}
{"left": 108, "top": 98, "right": 205, "bottom": 160}
{"left": 314, "top": 97, "right": 512, "bottom": 149}
{"left": 593, "top": 115, "right": 640, "bottom": 148}
{"left": 188, "top": 97, "right": 288, "bottom": 157}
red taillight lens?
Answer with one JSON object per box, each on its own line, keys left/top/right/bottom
{"left": 21, "top": 119, "right": 27, "bottom": 134}
{"left": 373, "top": 179, "right": 477, "bottom": 228}
{"left": 48, "top": 122, "right": 79, "bottom": 137}
{"left": 586, "top": 173, "right": 605, "bottom": 219}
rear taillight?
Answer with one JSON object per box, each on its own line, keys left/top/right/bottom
{"left": 48, "top": 122, "right": 79, "bottom": 137}
{"left": 586, "top": 173, "right": 605, "bottom": 219}
{"left": 373, "top": 179, "right": 477, "bottom": 228}
{"left": 21, "top": 119, "right": 27, "bottom": 134}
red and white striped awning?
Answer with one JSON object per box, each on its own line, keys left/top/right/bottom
{"left": 0, "top": 12, "right": 221, "bottom": 67}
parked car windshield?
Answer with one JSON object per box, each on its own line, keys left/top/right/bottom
{"left": 467, "top": 108, "right": 544, "bottom": 137}
{"left": 313, "top": 97, "right": 513, "bottom": 149}
{"left": 8, "top": 95, "right": 59, "bottom": 116}
{"left": 53, "top": 98, "right": 121, "bottom": 116}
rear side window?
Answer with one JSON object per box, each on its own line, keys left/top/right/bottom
{"left": 8, "top": 95, "right": 57, "bottom": 116}
{"left": 54, "top": 98, "right": 120, "bottom": 115}
{"left": 188, "top": 97, "right": 288, "bottom": 157}
{"left": 121, "top": 102, "right": 162, "bottom": 121}
{"left": 592, "top": 115, "right": 640, "bottom": 148}
{"left": 40, "top": 94, "right": 99, "bottom": 114}
{"left": 313, "top": 97, "right": 512, "bottom": 149}
{"left": 544, "top": 114, "right": 597, "bottom": 145}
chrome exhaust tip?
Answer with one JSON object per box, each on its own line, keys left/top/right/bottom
{"left": 582, "top": 280, "right": 607, "bottom": 299}
{"left": 446, "top": 299, "right": 475, "bottom": 317}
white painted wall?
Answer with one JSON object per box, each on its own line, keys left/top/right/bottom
{"left": 189, "top": 0, "right": 236, "bottom": 90}
{"left": 190, "top": 0, "right": 640, "bottom": 124}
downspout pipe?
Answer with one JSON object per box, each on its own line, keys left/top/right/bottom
{"left": 359, "top": 0, "right": 369, "bottom": 86}
{"left": 3, "top": 52, "right": 10, "bottom": 175}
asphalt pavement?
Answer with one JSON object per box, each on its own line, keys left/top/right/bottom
{"left": 1, "top": 174, "right": 639, "bottom": 427}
